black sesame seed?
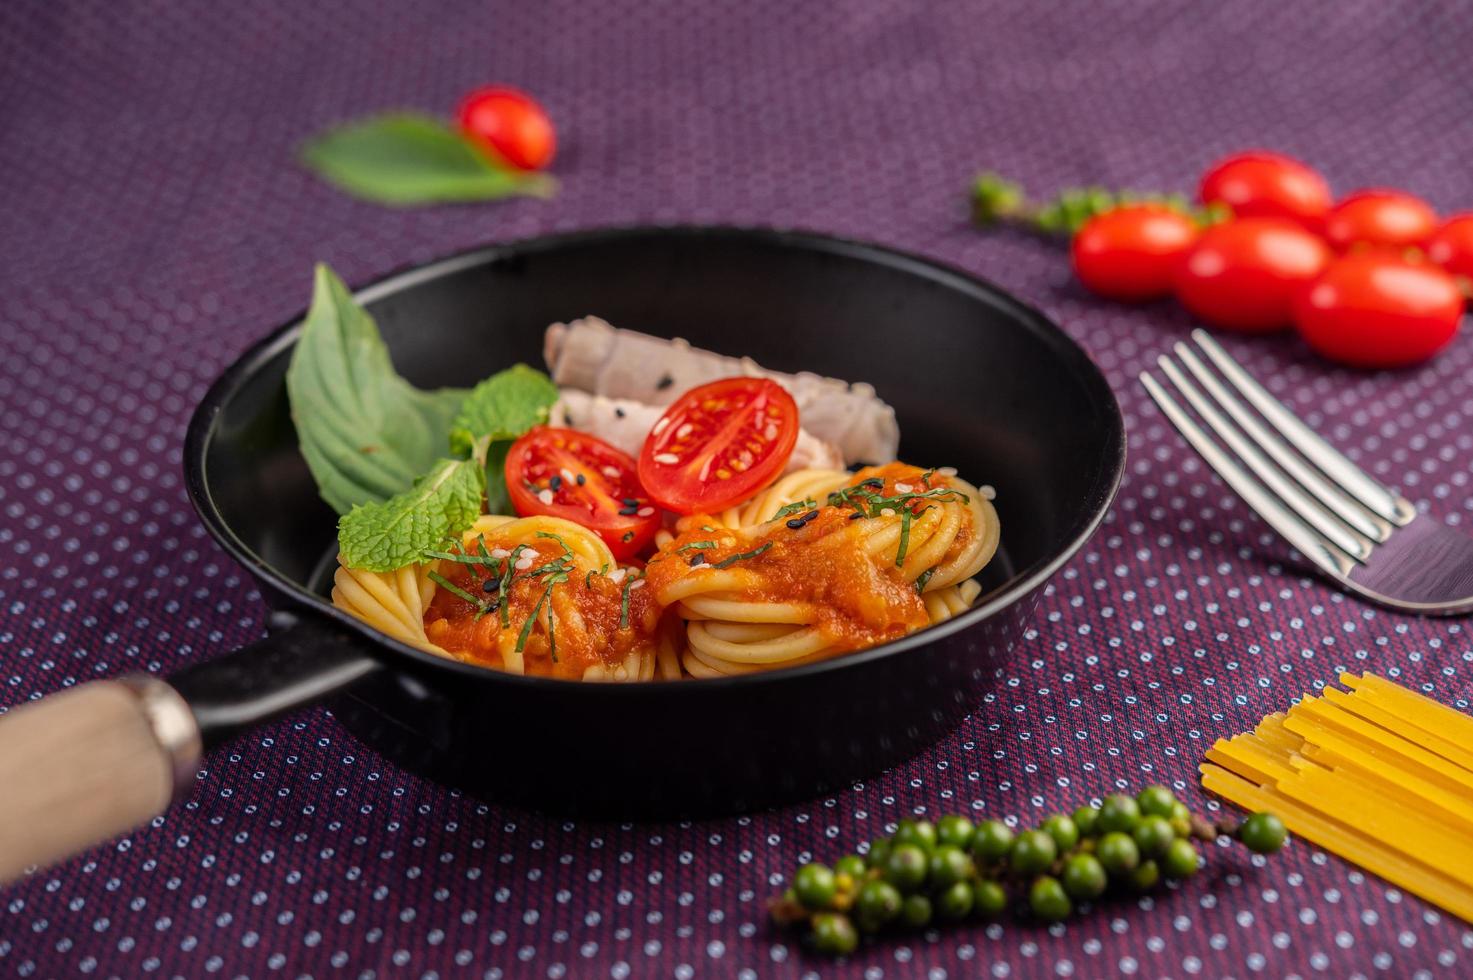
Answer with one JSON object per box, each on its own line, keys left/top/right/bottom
{"left": 482, "top": 579, "right": 499, "bottom": 592}
{"left": 576, "top": 474, "right": 586, "bottom": 486}
{"left": 848, "top": 512, "right": 865, "bottom": 520}
{"left": 549, "top": 475, "right": 563, "bottom": 491}
{"left": 656, "top": 374, "right": 674, "bottom": 390}
{"left": 622, "top": 497, "right": 639, "bottom": 507}
{"left": 619, "top": 506, "right": 638, "bottom": 516}
{"left": 801, "top": 510, "right": 818, "bottom": 524}
{"left": 785, "top": 517, "right": 806, "bottom": 529}
{"left": 688, "top": 553, "right": 707, "bottom": 566}
{"left": 614, "top": 407, "right": 626, "bottom": 418}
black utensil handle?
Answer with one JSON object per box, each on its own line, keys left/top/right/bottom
{"left": 168, "top": 613, "right": 383, "bottom": 752}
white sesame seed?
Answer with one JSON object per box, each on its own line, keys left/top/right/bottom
{"left": 637, "top": 506, "right": 655, "bottom": 517}
{"left": 937, "top": 466, "right": 958, "bottom": 477}
{"left": 630, "top": 579, "right": 646, "bottom": 590}
{"left": 652, "top": 417, "right": 670, "bottom": 435}
{"left": 602, "top": 466, "right": 620, "bottom": 478}
{"left": 654, "top": 453, "right": 680, "bottom": 465}
{"left": 894, "top": 483, "right": 913, "bottom": 493}
{"left": 537, "top": 489, "right": 554, "bottom": 506}
{"left": 515, "top": 556, "right": 534, "bottom": 570}
{"left": 881, "top": 508, "right": 896, "bottom": 517}
{"left": 490, "top": 548, "right": 511, "bottom": 559}
{"left": 560, "top": 467, "right": 575, "bottom": 483}
{"left": 981, "top": 484, "right": 997, "bottom": 500}
{"left": 608, "top": 568, "right": 627, "bottom": 584}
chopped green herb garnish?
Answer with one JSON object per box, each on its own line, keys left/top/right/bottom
{"left": 496, "top": 544, "right": 529, "bottom": 626}
{"left": 826, "top": 481, "right": 968, "bottom": 519}
{"left": 535, "top": 530, "right": 574, "bottom": 558}
{"left": 423, "top": 547, "right": 502, "bottom": 570}
{"left": 896, "top": 507, "right": 913, "bottom": 567}
{"left": 677, "top": 540, "right": 718, "bottom": 552}
{"left": 768, "top": 498, "right": 817, "bottom": 522}
{"left": 713, "top": 541, "right": 774, "bottom": 569}
{"left": 914, "top": 568, "right": 935, "bottom": 594}
{"left": 585, "top": 568, "right": 598, "bottom": 589}
{"left": 619, "top": 574, "right": 638, "bottom": 629}
{"left": 428, "top": 570, "right": 488, "bottom": 611}
{"left": 516, "top": 580, "right": 554, "bottom": 654}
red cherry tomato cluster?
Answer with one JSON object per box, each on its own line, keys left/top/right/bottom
{"left": 1070, "top": 151, "right": 1468, "bottom": 368}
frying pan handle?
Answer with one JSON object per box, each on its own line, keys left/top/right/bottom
{"left": 0, "top": 615, "right": 380, "bottom": 885}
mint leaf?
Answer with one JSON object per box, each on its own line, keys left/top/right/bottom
{"left": 449, "top": 364, "right": 560, "bottom": 453}
{"left": 301, "top": 113, "right": 555, "bottom": 205}
{"left": 337, "top": 457, "right": 484, "bottom": 572}
{"left": 287, "top": 264, "right": 471, "bottom": 514}
{"left": 449, "top": 363, "right": 560, "bottom": 511}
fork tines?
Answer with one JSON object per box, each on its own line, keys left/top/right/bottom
{"left": 1140, "top": 330, "right": 1417, "bottom": 580}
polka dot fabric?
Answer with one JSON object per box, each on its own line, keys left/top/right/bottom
{"left": 2, "top": 0, "right": 1472, "bottom": 975}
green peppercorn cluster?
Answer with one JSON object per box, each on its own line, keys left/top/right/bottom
{"left": 770, "top": 787, "right": 1289, "bottom": 957}
{"left": 969, "top": 172, "right": 1230, "bottom": 236}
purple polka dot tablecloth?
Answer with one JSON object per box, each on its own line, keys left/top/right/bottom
{"left": 3, "top": 0, "right": 1473, "bottom": 976}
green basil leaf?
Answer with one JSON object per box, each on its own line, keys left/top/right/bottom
{"left": 300, "top": 113, "right": 555, "bottom": 205}
{"left": 287, "top": 263, "right": 469, "bottom": 513}
{"left": 483, "top": 438, "right": 514, "bottom": 516}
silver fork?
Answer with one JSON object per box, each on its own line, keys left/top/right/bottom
{"left": 1140, "top": 329, "right": 1473, "bottom": 616}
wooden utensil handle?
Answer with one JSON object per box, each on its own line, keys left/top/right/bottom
{"left": 0, "top": 677, "right": 200, "bottom": 885}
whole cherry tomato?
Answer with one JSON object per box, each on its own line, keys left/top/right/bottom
{"left": 1198, "top": 151, "right": 1331, "bottom": 230}
{"left": 1070, "top": 205, "right": 1200, "bottom": 302}
{"left": 1174, "top": 218, "right": 1331, "bottom": 332}
{"left": 1426, "top": 214, "right": 1473, "bottom": 281}
{"left": 455, "top": 86, "right": 556, "bottom": 171}
{"left": 1293, "top": 253, "right": 1464, "bottom": 368}
{"left": 1324, "top": 190, "right": 1437, "bottom": 251}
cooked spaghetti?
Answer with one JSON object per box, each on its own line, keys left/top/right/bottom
{"left": 316, "top": 315, "right": 1003, "bottom": 682}
{"left": 645, "top": 464, "right": 998, "bottom": 677}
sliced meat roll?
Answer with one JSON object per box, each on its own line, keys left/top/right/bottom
{"left": 544, "top": 317, "right": 900, "bottom": 464}
{"left": 551, "top": 390, "right": 844, "bottom": 474}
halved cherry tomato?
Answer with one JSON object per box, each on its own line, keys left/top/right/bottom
{"left": 638, "top": 378, "right": 799, "bottom": 514}
{"left": 1293, "top": 253, "right": 1464, "bottom": 368}
{"left": 505, "top": 427, "right": 658, "bottom": 559}
{"left": 1427, "top": 214, "right": 1473, "bottom": 282}
{"left": 455, "top": 86, "right": 556, "bottom": 171}
{"left": 1324, "top": 189, "right": 1437, "bottom": 251}
{"left": 1174, "top": 218, "right": 1331, "bottom": 332}
{"left": 1070, "top": 205, "right": 1200, "bottom": 302}
{"left": 1198, "top": 151, "right": 1331, "bottom": 231}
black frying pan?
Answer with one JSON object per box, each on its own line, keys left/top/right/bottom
{"left": 0, "top": 227, "right": 1124, "bottom": 883}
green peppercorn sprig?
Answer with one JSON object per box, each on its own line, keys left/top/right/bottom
{"left": 970, "top": 172, "right": 1230, "bottom": 237}
{"left": 769, "top": 785, "right": 1289, "bottom": 957}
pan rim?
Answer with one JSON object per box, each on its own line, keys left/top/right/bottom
{"left": 183, "top": 223, "right": 1126, "bottom": 692}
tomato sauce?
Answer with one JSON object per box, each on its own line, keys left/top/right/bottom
{"left": 424, "top": 539, "right": 662, "bottom": 680}
{"left": 644, "top": 463, "right": 968, "bottom": 655}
